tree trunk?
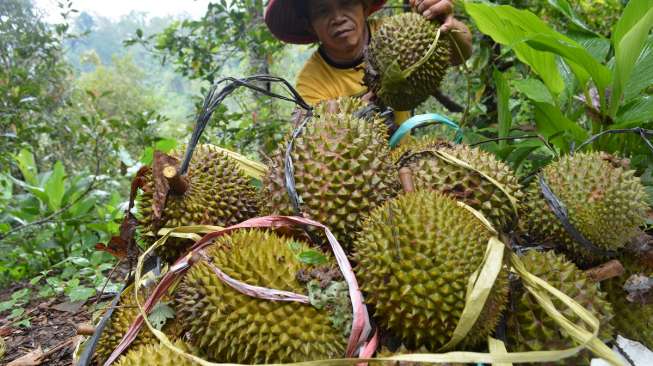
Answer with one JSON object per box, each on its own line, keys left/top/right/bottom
{"left": 248, "top": 0, "right": 270, "bottom": 92}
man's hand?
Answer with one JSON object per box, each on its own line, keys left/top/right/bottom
{"left": 409, "top": 0, "right": 455, "bottom": 31}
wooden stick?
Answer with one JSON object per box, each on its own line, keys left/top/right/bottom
{"left": 76, "top": 323, "right": 96, "bottom": 336}
{"left": 399, "top": 167, "right": 415, "bottom": 193}
{"left": 163, "top": 165, "right": 188, "bottom": 195}
{"left": 585, "top": 259, "right": 625, "bottom": 282}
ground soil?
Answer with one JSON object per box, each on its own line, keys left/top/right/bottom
{"left": 1, "top": 264, "right": 129, "bottom": 365}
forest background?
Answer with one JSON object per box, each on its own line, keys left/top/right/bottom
{"left": 1, "top": 0, "right": 651, "bottom": 336}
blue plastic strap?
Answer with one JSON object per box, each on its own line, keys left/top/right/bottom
{"left": 389, "top": 113, "right": 462, "bottom": 148}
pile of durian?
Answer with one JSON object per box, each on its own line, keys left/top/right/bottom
{"left": 91, "top": 95, "right": 652, "bottom": 366}
{"left": 90, "top": 14, "right": 651, "bottom": 366}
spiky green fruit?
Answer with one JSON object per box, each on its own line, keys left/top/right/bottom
{"left": 603, "top": 256, "right": 652, "bottom": 348}
{"left": 114, "top": 340, "right": 200, "bottom": 366}
{"left": 174, "top": 230, "right": 349, "bottom": 363}
{"left": 353, "top": 191, "right": 509, "bottom": 350}
{"left": 94, "top": 286, "right": 182, "bottom": 364}
{"left": 136, "top": 144, "right": 260, "bottom": 262}
{"left": 395, "top": 140, "right": 522, "bottom": 232}
{"left": 364, "top": 12, "right": 451, "bottom": 110}
{"left": 522, "top": 152, "right": 648, "bottom": 265}
{"left": 263, "top": 97, "right": 398, "bottom": 250}
{"left": 506, "top": 250, "right": 614, "bottom": 365}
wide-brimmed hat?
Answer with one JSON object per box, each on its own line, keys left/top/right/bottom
{"left": 264, "top": 0, "right": 387, "bottom": 45}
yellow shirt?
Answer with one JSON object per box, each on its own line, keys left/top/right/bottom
{"left": 295, "top": 20, "right": 411, "bottom": 125}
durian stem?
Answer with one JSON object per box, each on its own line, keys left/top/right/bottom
{"left": 585, "top": 259, "right": 624, "bottom": 282}
{"left": 163, "top": 165, "right": 189, "bottom": 195}
{"left": 399, "top": 167, "right": 415, "bottom": 193}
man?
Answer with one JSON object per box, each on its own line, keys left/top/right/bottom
{"left": 264, "top": 0, "right": 472, "bottom": 124}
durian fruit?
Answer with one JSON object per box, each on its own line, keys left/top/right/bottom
{"left": 174, "top": 230, "right": 349, "bottom": 363}
{"left": 506, "top": 250, "right": 614, "bottom": 365}
{"left": 94, "top": 285, "right": 182, "bottom": 364}
{"left": 522, "top": 152, "right": 648, "bottom": 265}
{"left": 395, "top": 140, "right": 522, "bottom": 232}
{"left": 353, "top": 191, "right": 509, "bottom": 350}
{"left": 136, "top": 144, "right": 260, "bottom": 262}
{"left": 364, "top": 12, "right": 451, "bottom": 111}
{"left": 263, "top": 97, "right": 398, "bottom": 250}
{"left": 602, "top": 255, "right": 652, "bottom": 348}
{"left": 114, "top": 340, "right": 200, "bottom": 366}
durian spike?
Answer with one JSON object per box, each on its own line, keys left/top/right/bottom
{"left": 163, "top": 165, "right": 188, "bottom": 195}
{"left": 585, "top": 260, "right": 625, "bottom": 282}
{"left": 398, "top": 167, "right": 415, "bottom": 193}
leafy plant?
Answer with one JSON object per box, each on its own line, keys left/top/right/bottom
{"left": 463, "top": 0, "right": 653, "bottom": 171}
{"left": 0, "top": 149, "right": 124, "bottom": 285}
{"left": 0, "top": 288, "right": 32, "bottom": 327}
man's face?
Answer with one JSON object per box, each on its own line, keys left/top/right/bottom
{"left": 308, "top": 0, "right": 367, "bottom": 55}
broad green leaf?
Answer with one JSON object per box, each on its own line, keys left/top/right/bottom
{"left": 8, "top": 175, "right": 49, "bottom": 204}
{"left": 69, "top": 198, "right": 95, "bottom": 217}
{"left": 0, "top": 300, "right": 15, "bottom": 312}
{"left": 154, "top": 138, "right": 177, "bottom": 153}
{"left": 69, "top": 257, "right": 90, "bottom": 266}
{"left": 67, "top": 286, "right": 95, "bottom": 302}
{"left": 139, "top": 146, "right": 154, "bottom": 165}
{"left": 44, "top": 161, "right": 66, "bottom": 211}
{"left": 463, "top": 3, "right": 565, "bottom": 94}
{"left": 567, "top": 31, "right": 611, "bottom": 63}
{"left": 513, "top": 78, "right": 555, "bottom": 105}
{"left": 533, "top": 102, "right": 588, "bottom": 151}
{"left": 610, "top": 1, "right": 653, "bottom": 116}
{"left": 9, "top": 307, "right": 25, "bottom": 319}
{"left": 13, "top": 149, "right": 38, "bottom": 186}
{"left": 493, "top": 69, "right": 511, "bottom": 148}
{"left": 546, "top": 0, "right": 597, "bottom": 36}
{"left": 612, "top": 96, "right": 653, "bottom": 128}
{"left": 624, "top": 35, "right": 653, "bottom": 101}
{"left": 526, "top": 34, "right": 612, "bottom": 94}
{"left": 0, "top": 174, "right": 13, "bottom": 200}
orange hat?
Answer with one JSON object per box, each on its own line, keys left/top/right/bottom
{"left": 264, "top": 0, "right": 387, "bottom": 45}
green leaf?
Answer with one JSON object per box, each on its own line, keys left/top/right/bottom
{"left": 546, "top": 0, "right": 598, "bottom": 35}
{"left": 44, "top": 161, "right": 66, "bottom": 211}
{"left": 613, "top": 96, "right": 653, "bottom": 128}
{"left": 533, "top": 102, "right": 589, "bottom": 150}
{"left": 0, "top": 300, "right": 15, "bottom": 312}
{"left": 296, "top": 250, "right": 328, "bottom": 265}
{"left": 154, "top": 138, "right": 177, "bottom": 153}
{"left": 139, "top": 147, "right": 154, "bottom": 165}
{"left": 526, "top": 34, "right": 612, "bottom": 94}
{"left": 493, "top": 69, "right": 511, "bottom": 148}
{"left": 463, "top": 3, "right": 565, "bottom": 94}
{"left": 67, "top": 286, "right": 95, "bottom": 302}
{"left": 568, "top": 32, "right": 611, "bottom": 62}
{"left": 13, "top": 149, "right": 38, "bottom": 186}
{"left": 7, "top": 175, "right": 49, "bottom": 205}
{"left": 69, "top": 257, "right": 90, "bottom": 266}
{"left": 610, "top": 1, "right": 653, "bottom": 116}
{"left": 624, "top": 35, "right": 653, "bottom": 102}
{"left": 513, "top": 78, "right": 555, "bottom": 105}
{"left": 9, "top": 307, "right": 25, "bottom": 319}
{"left": 148, "top": 302, "right": 175, "bottom": 330}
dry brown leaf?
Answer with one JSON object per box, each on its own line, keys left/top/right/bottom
{"left": 7, "top": 346, "right": 43, "bottom": 366}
